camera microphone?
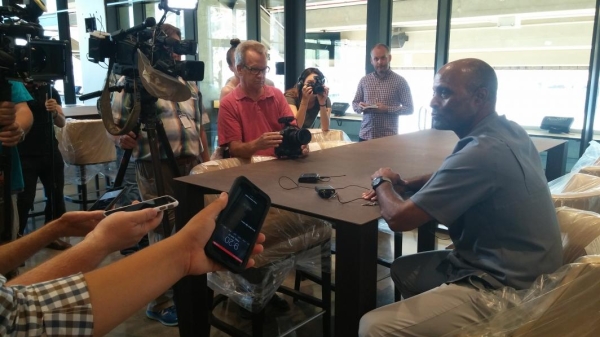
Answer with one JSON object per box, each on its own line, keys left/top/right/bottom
{"left": 124, "top": 17, "right": 156, "bottom": 35}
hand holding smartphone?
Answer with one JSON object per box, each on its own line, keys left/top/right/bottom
{"left": 204, "top": 176, "right": 271, "bottom": 273}
{"left": 103, "top": 195, "right": 179, "bottom": 217}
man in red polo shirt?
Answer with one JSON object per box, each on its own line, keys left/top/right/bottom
{"left": 218, "top": 40, "right": 308, "bottom": 159}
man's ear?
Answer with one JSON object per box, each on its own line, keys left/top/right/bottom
{"left": 474, "top": 87, "right": 489, "bottom": 104}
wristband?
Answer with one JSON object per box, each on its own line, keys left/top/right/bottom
{"left": 319, "top": 104, "right": 327, "bottom": 107}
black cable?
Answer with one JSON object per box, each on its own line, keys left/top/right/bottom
{"left": 318, "top": 174, "right": 346, "bottom": 182}
{"left": 278, "top": 176, "right": 314, "bottom": 190}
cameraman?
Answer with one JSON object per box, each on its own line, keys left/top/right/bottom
{"left": 284, "top": 67, "right": 331, "bottom": 131}
{"left": 0, "top": 81, "right": 33, "bottom": 245}
{"left": 218, "top": 40, "right": 309, "bottom": 159}
{"left": 16, "top": 82, "right": 70, "bottom": 250}
{"left": 110, "top": 23, "right": 209, "bottom": 327}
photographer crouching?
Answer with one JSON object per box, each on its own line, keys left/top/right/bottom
{"left": 284, "top": 67, "right": 331, "bottom": 131}
{"left": 0, "top": 81, "right": 33, "bottom": 247}
{"left": 218, "top": 40, "right": 310, "bottom": 159}
{"left": 16, "top": 82, "right": 70, "bottom": 250}
{"left": 110, "top": 23, "right": 210, "bottom": 327}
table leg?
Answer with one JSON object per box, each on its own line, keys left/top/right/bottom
{"left": 417, "top": 221, "right": 437, "bottom": 252}
{"left": 545, "top": 142, "right": 568, "bottom": 181}
{"left": 334, "top": 219, "right": 378, "bottom": 337}
{"left": 173, "top": 182, "right": 210, "bottom": 337}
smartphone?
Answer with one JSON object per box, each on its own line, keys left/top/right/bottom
{"left": 88, "top": 187, "right": 127, "bottom": 211}
{"left": 103, "top": 195, "right": 179, "bottom": 217}
{"left": 205, "top": 176, "right": 271, "bottom": 273}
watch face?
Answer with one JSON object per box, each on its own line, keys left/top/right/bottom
{"left": 372, "top": 177, "right": 382, "bottom": 188}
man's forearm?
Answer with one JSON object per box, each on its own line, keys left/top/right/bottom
{"left": 200, "top": 126, "right": 210, "bottom": 162}
{"left": 0, "top": 223, "right": 62, "bottom": 275}
{"left": 405, "top": 174, "right": 432, "bottom": 192}
{"left": 7, "top": 239, "right": 109, "bottom": 286}
{"left": 228, "top": 140, "right": 257, "bottom": 159}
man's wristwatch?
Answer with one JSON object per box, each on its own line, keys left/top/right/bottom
{"left": 372, "top": 176, "right": 392, "bottom": 190}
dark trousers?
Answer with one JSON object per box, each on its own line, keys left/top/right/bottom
{"left": 17, "top": 152, "right": 66, "bottom": 235}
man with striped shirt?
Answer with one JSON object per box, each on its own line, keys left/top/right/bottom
{"left": 352, "top": 43, "right": 414, "bottom": 140}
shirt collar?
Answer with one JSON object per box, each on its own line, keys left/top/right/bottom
{"left": 233, "top": 84, "right": 275, "bottom": 101}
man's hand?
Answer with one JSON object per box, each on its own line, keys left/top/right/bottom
{"left": 0, "top": 122, "right": 24, "bottom": 147}
{"left": 117, "top": 131, "right": 138, "bottom": 150}
{"left": 84, "top": 208, "right": 163, "bottom": 255}
{"left": 0, "top": 101, "right": 16, "bottom": 126}
{"left": 254, "top": 131, "right": 283, "bottom": 151}
{"left": 180, "top": 193, "right": 265, "bottom": 276}
{"left": 45, "top": 98, "right": 59, "bottom": 112}
{"left": 363, "top": 168, "right": 408, "bottom": 201}
{"left": 53, "top": 211, "right": 105, "bottom": 237}
{"left": 301, "top": 144, "right": 310, "bottom": 157}
{"left": 374, "top": 103, "right": 389, "bottom": 112}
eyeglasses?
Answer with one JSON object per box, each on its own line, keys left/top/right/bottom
{"left": 243, "top": 65, "right": 270, "bottom": 75}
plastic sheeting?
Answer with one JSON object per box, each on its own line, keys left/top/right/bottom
{"left": 556, "top": 207, "right": 600, "bottom": 264}
{"left": 549, "top": 173, "right": 600, "bottom": 213}
{"left": 190, "top": 157, "right": 332, "bottom": 312}
{"left": 56, "top": 119, "right": 116, "bottom": 165}
{"left": 308, "top": 129, "right": 351, "bottom": 142}
{"left": 446, "top": 255, "right": 600, "bottom": 337}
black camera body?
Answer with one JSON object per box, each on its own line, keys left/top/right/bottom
{"left": 310, "top": 75, "right": 325, "bottom": 95}
{"left": 275, "top": 116, "right": 312, "bottom": 159}
{"left": 0, "top": 4, "right": 68, "bottom": 81}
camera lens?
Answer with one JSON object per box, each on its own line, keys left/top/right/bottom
{"left": 294, "top": 128, "right": 312, "bottom": 145}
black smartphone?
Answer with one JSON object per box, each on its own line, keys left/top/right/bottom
{"left": 103, "top": 195, "right": 179, "bottom": 217}
{"left": 205, "top": 176, "right": 271, "bottom": 273}
{"left": 88, "top": 187, "right": 127, "bottom": 211}
{"left": 298, "top": 173, "right": 320, "bottom": 183}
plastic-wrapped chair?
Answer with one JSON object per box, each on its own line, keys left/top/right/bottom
{"left": 308, "top": 129, "right": 350, "bottom": 142}
{"left": 550, "top": 173, "right": 600, "bottom": 214}
{"left": 446, "top": 255, "right": 600, "bottom": 337}
{"left": 190, "top": 158, "right": 333, "bottom": 337}
{"left": 444, "top": 207, "right": 600, "bottom": 336}
{"left": 56, "top": 119, "right": 116, "bottom": 210}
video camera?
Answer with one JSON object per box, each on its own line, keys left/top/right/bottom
{"left": 275, "top": 116, "right": 312, "bottom": 159}
{"left": 87, "top": 4, "right": 203, "bottom": 81}
{"left": 0, "top": 0, "right": 68, "bottom": 82}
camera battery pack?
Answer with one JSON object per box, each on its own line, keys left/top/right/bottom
{"left": 299, "top": 173, "right": 320, "bottom": 183}
{"left": 315, "top": 185, "right": 336, "bottom": 199}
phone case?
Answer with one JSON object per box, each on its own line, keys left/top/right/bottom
{"left": 204, "top": 176, "right": 271, "bottom": 273}
{"left": 103, "top": 195, "right": 178, "bottom": 217}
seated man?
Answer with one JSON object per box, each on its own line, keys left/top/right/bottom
{"left": 218, "top": 40, "right": 308, "bottom": 159}
{"left": 359, "top": 58, "right": 563, "bottom": 336}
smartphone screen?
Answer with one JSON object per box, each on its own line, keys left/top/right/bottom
{"left": 103, "top": 196, "right": 178, "bottom": 216}
{"left": 206, "top": 177, "right": 270, "bottom": 272}
{"left": 88, "top": 187, "right": 126, "bottom": 211}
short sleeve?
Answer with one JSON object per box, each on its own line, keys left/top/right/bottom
{"left": 10, "top": 81, "right": 33, "bottom": 103}
{"left": 411, "top": 139, "right": 496, "bottom": 225}
{"left": 217, "top": 95, "right": 242, "bottom": 146}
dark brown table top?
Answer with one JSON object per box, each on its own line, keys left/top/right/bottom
{"left": 176, "top": 129, "right": 566, "bottom": 226}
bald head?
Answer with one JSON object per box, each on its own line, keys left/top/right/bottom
{"left": 439, "top": 58, "right": 498, "bottom": 106}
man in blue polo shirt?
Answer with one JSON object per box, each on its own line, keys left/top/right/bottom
{"left": 1, "top": 80, "right": 34, "bottom": 243}
{"left": 359, "top": 58, "right": 562, "bottom": 336}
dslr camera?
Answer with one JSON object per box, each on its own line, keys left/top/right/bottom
{"left": 310, "top": 75, "right": 325, "bottom": 95}
{"left": 275, "top": 116, "right": 311, "bottom": 159}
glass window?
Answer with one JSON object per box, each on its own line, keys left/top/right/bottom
{"left": 262, "top": 4, "right": 284, "bottom": 91}
{"left": 304, "top": 1, "right": 367, "bottom": 107}
{"left": 448, "top": 1, "right": 596, "bottom": 131}
{"left": 391, "top": 0, "right": 438, "bottom": 133}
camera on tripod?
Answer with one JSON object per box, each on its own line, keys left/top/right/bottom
{"left": 0, "top": 0, "right": 68, "bottom": 82}
{"left": 275, "top": 116, "right": 312, "bottom": 159}
{"left": 310, "top": 76, "right": 325, "bottom": 95}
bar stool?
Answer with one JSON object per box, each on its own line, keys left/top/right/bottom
{"left": 56, "top": 119, "right": 116, "bottom": 210}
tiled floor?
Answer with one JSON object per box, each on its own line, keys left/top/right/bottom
{"left": 22, "top": 177, "right": 451, "bottom": 337}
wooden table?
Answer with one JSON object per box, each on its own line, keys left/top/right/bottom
{"left": 173, "top": 129, "right": 568, "bottom": 337}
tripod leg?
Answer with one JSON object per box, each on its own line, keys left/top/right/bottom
{"left": 144, "top": 121, "right": 171, "bottom": 238}
{"left": 113, "top": 124, "right": 141, "bottom": 188}
{"left": 155, "top": 120, "right": 180, "bottom": 178}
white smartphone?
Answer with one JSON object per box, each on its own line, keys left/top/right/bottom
{"left": 103, "top": 195, "right": 179, "bottom": 217}
{"left": 363, "top": 104, "right": 378, "bottom": 109}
